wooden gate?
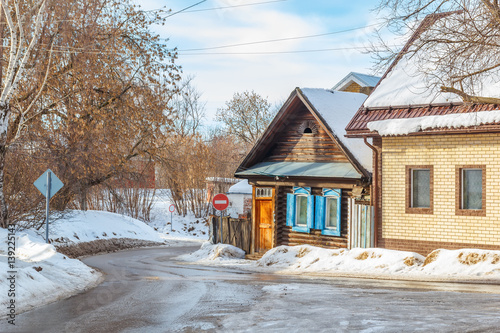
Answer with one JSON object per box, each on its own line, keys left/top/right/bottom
{"left": 349, "top": 199, "right": 374, "bottom": 249}
{"left": 211, "top": 216, "right": 251, "bottom": 254}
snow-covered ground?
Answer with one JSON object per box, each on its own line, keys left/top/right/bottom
{"left": 147, "top": 189, "right": 209, "bottom": 242}
{"left": 0, "top": 228, "right": 102, "bottom": 315}
{"left": 43, "top": 210, "right": 164, "bottom": 246}
{"left": 179, "top": 243, "right": 500, "bottom": 282}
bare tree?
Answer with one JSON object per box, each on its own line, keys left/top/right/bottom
{"left": 372, "top": 0, "right": 500, "bottom": 104}
{"left": 0, "top": 0, "right": 49, "bottom": 228}
{"left": 216, "top": 90, "right": 275, "bottom": 146}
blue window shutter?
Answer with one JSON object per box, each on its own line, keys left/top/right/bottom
{"left": 307, "top": 195, "right": 315, "bottom": 230}
{"left": 315, "top": 196, "right": 326, "bottom": 230}
{"left": 286, "top": 193, "right": 296, "bottom": 227}
{"left": 335, "top": 194, "right": 341, "bottom": 235}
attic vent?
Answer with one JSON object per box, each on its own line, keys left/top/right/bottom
{"left": 297, "top": 120, "right": 318, "bottom": 135}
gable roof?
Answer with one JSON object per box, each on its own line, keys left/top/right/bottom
{"left": 235, "top": 87, "right": 372, "bottom": 179}
{"left": 332, "top": 72, "right": 381, "bottom": 91}
{"left": 346, "top": 12, "right": 500, "bottom": 137}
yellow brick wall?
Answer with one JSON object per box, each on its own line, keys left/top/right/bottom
{"left": 382, "top": 133, "right": 500, "bottom": 246}
{"left": 342, "top": 82, "right": 361, "bottom": 93}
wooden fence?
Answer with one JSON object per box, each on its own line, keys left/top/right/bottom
{"left": 211, "top": 215, "right": 251, "bottom": 254}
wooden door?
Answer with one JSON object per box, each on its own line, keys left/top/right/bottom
{"left": 256, "top": 199, "right": 273, "bottom": 252}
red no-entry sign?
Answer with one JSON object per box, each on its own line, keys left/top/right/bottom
{"left": 212, "top": 193, "right": 229, "bottom": 211}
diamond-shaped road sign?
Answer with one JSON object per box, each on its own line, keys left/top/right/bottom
{"left": 34, "top": 169, "right": 64, "bottom": 199}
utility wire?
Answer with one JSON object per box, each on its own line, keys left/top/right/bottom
{"left": 178, "top": 23, "right": 384, "bottom": 52}
{"left": 174, "top": 0, "right": 288, "bottom": 14}
{"left": 164, "top": 0, "right": 208, "bottom": 18}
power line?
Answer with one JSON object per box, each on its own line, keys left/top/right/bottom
{"left": 178, "top": 23, "right": 384, "bottom": 52}
{"left": 164, "top": 0, "right": 207, "bottom": 19}
{"left": 162, "top": 0, "right": 288, "bottom": 16}
{"left": 179, "top": 45, "right": 397, "bottom": 56}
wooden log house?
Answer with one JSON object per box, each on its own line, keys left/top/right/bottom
{"left": 235, "top": 88, "right": 374, "bottom": 255}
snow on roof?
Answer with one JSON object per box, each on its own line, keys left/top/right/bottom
{"left": 300, "top": 88, "right": 372, "bottom": 172}
{"left": 367, "top": 109, "right": 500, "bottom": 136}
{"left": 332, "top": 72, "right": 381, "bottom": 91}
{"left": 364, "top": 14, "right": 500, "bottom": 108}
{"left": 227, "top": 179, "right": 252, "bottom": 194}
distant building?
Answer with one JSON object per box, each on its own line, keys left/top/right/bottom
{"left": 226, "top": 179, "right": 252, "bottom": 219}
{"left": 332, "top": 72, "right": 381, "bottom": 95}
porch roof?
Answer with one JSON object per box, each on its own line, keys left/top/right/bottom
{"left": 235, "top": 161, "right": 362, "bottom": 179}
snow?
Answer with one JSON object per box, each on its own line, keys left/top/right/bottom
{"left": 0, "top": 228, "right": 102, "bottom": 314}
{"left": 299, "top": 88, "right": 372, "bottom": 172}
{"left": 177, "top": 242, "right": 246, "bottom": 262}
{"left": 227, "top": 179, "right": 252, "bottom": 194}
{"left": 147, "top": 189, "right": 209, "bottom": 242}
{"left": 367, "top": 110, "right": 500, "bottom": 136}
{"left": 364, "top": 14, "right": 500, "bottom": 108}
{"left": 179, "top": 244, "right": 500, "bottom": 281}
{"left": 47, "top": 210, "right": 164, "bottom": 246}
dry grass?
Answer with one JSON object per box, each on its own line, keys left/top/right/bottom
{"left": 492, "top": 254, "right": 500, "bottom": 265}
{"left": 404, "top": 257, "right": 417, "bottom": 266}
{"left": 296, "top": 248, "right": 311, "bottom": 258}
{"left": 355, "top": 251, "right": 370, "bottom": 260}
{"left": 423, "top": 250, "right": 440, "bottom": 267}
{"left": 458, "top": 252, "right": 488, "bottom": 265}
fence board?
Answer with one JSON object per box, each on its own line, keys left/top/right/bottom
{"left": 211, "top": 215, "right": 251, "bottom": 254}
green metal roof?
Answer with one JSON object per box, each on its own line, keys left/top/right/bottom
{"left": 235, "top": 161, "right": 362, "bottom": 179}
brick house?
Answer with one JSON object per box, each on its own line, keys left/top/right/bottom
{"left": 345, "top": 13, "right": 500, "bottom": 255}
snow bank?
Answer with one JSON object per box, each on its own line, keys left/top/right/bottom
{"left": 177, "top": 242, "right": 245, "bottom": 262}
{"left": 258, "top": 245, "right": 424, "bottom": 275}
{"left": 367, "top": 110, "right": 500, "bottom": 136}
{"left": 180, "top": 243, "right": 500, "bottom": 280}
{"left": 421, "top": 249, "right": 500, "bottom": 277}
{"left": 48, "top": 210, "right": 164, "bottom": 246}
{"left": 0, "top": 228, "right": 101, "bottom": 314}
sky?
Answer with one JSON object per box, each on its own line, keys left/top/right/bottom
{"left": 137, "top": 0, "right": 388, "bottom": 124}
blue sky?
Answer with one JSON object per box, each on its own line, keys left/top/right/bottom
{"left": 138, "top": 0, "right": 388, "bottom": 122}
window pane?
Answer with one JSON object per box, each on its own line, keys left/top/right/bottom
{"left": 412, "top": 169, "right": 430, "bottom": 208}
{"left": 296, "top": 196, "right": 308, "bottom": 226}
{"left": 463, "top": 169, "right": 482, "bottom": 210}
{"left": 325, "top": 197, "right": 338, "bottom": 229}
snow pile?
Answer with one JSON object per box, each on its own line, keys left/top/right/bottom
{"left": 177, "top": 242, "right": 245, "bottom": 262}
{"left": 300, "top": 88, "right": 372, "bottom": 172}
{"left": 367, "top": 110, "right": 500, "bottom": 136}
{"left": 48, "top": 210, "right": 164, "bottom": 246}
{"left": 421, "top": 249, "right": 500, "bottom": 277}
{"left": 0, "top": 228, "right": 101, "bottom": 314}
{"left": 180, "top": 243, "right": 500, "bottom": 280}
{"left": 227, "top": 179, "right": 252, "bottom": 194}
{"left": 257, "top": 245, "right": 424, "bottom": 275}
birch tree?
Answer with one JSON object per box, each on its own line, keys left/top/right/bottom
{"left": 0, "top": 0, "right": 48, "bottom": 228}
{"left": 373, "top": 0, "right": 500, "bottom": 104}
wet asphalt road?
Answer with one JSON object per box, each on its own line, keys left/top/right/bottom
{"left": 5, "top": 241, "right": 500, "bottom": 333}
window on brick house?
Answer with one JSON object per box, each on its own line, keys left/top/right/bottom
{"left": 406, "top": 166, "right": 433, "bottom": 214}
{"left": 456, "top": 165, "right": 486, "bottom": 216}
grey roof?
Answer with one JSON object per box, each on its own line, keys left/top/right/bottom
{"left": 332, "top": 72, "right": 381, "bottom": 91}
{"left": 235, "top": 161, "right": 362, "bottom": 179}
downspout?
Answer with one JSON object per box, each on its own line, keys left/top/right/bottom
{"left": 363, "top": 136, "right": 380, "bottom": 248}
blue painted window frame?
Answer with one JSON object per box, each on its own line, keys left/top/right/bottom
{"left": 315, "top": 188, "right": 341, "bottom": 236}
{"left": 286, "top": 187, "right": 314, "bottom": 233}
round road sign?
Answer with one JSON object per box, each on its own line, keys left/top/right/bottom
{"left": 212, "top": 193, "right": 229, "bottom": 211}
{"left": 169, "top": 204, "right": 176, "bottom": 213}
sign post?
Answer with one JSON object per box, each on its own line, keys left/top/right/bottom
{"left": 212, "top": 193, "right": 229, "bottom": 243}
{"left": 168, "top": 204, "right": 175, "bottom": 233}
{"left": 34, "top": 169, "right": 64, "bottom": 243}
